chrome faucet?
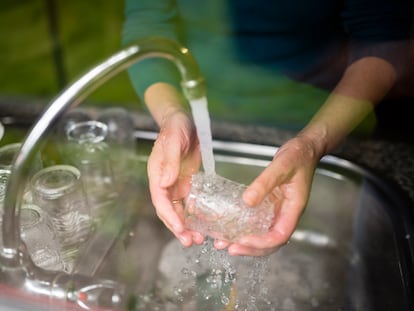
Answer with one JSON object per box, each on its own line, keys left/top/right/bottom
{"left": 0, "top": 36, "right": 206, "bottom": 310}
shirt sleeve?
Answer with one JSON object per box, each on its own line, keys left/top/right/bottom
{"left": 122, "top": 0, "right": 183, "bottom": 99}
{"left": 341, "top": 0, "right": 412, "bottom": 74}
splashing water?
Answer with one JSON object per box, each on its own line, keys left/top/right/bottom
{"left": 184, "top": 98, "right": 275, "bottom": 310}
{"left": 189, "top": 97, "right": 215, "bottom": 175}
{"left": 180, "top": 239, "right": 273, "bottom": 310}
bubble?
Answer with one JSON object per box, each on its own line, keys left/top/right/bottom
{"left": 221, "top": 294, "right": 230, "bottom": 305}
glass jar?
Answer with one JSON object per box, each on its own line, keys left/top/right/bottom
{"left": 65, "top": 120, "right": 118, "bottom": 220}
{"left": 30, "top": 164, "right": 92, "bottom": 270}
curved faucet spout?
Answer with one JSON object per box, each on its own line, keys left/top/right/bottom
{"left": 1, "top": 36, "right": 206, "bottom": 259}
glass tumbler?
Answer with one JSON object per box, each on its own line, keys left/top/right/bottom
{"left": 55, "top": 108, "right": 93, "bottom": 159}
{"left": 20, "top": 203, "right": 65, "bottom": 271}
{"left": 65, "top": 120, "right": 118, "bottom": 220}
{"left": 0, "top": 168, "right": 11, "bottom": 212}
{"left": 0, "top": 142, "right": 44, "bottom": 206}
{"left": 30, "top": 165, "right": 92, "bottom": 268}
{"left": 0, "top": 142, "right": 43, "bottom": 182}
{"left": 97, "top": 107, "right": 137, "bottom": 185}
{"left": 184, "top": 172, "right": 275, "bottom": 242}
{"left": 57, "top": 108, "right": 92, "bottom": 137}
{"left": 97, "top": 107, "right": 136, "bottom": 151}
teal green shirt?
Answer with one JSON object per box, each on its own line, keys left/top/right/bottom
{"left": 122, "top": 0, "right": 411, "bottom": 130}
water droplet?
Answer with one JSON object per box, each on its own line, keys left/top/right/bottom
{"left": 221, "top": 294, "right": 230, "bottom": 305}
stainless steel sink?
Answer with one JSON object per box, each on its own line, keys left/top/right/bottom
{"left": 1, "top": 128, "right": 413, "bottom": 311}
{"left": 49, "top": 130, "right": 414, "bottom": 310}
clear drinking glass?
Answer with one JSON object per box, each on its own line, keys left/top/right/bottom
{"left": 55, "top": 108, "right": 93, "bottom": 162}
{"left": 20, "top": 203, "right": 65, "bottom": 271}
{"left": 97, "top": 107, "right": 137, "bottom": 186}
{"left": 0, "top": 142, "right": 43, "bottom": 174}
{"left": 0, "top": 168, "right": 11, "bottom": 212}
{"left": 65, "top": 120, "right": 118, "bottom": 220}
{"left": 57, "top": 108, "right": 92, "bottom": 137}
{"left": 0, "top": 143, "right": 25, "bottom": 171}
{"left": 184, "top": 172, "right": 275, "bottom": 242}
{"left": 97, "top": 107, "right": 136, "bottom": 151}
{"left": 30, "top": 164, "right": 92, "bottom": 270}
{"left": 0, "top": 142, "right": 44, "bottom": 207}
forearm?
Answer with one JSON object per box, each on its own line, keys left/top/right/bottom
{"left": 123, "top": 0, "right": 182, "bottom": 98}
{"left": 299, "top": 56, "right": 397, "bottom": 157}
{"left": 144, "top": 82, "right": 188, "bottom": 127}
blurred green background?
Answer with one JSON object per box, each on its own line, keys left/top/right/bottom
{"left": 0, "top": 0, "right": 140, "bottom": 110}
{"left": 1, "top": 0, "right": 413, "bottom": 143}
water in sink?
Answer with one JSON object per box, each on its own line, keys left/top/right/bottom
{"left": 93, "top": 152, "right": 367, "bottom": 311}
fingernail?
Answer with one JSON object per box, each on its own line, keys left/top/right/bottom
{"left": 244, "top": 189, "right": 258, "bottom": 206}
{"left": 214, "top": 240, "right": 226, "bottom": 249}
{"left": 178, "top": 234, "right": 190, "bottom": 247}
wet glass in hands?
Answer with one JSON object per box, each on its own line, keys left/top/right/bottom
{"left": 184, "top": 172, "right": 275, "bottom": 242}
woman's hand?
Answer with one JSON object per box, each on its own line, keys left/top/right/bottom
{"left": 214, "top": 134, "right": 322, "bottom": 256}
{"left": 213, "top": 57, "right": 397, "bottom": 256}
{"left": 145, "top": 83, "right": 205, "bottom": 247}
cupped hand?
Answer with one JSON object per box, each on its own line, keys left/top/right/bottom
{"left": 214, "top": 134, "right": 322, "bottom": 256}
{"left": 147, "top": 108, "right": 204, "bottom": 247}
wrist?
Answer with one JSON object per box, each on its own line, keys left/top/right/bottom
{"left": 297, "top": 125, "right": 330, "bottom": 160}
{"left": 144, "top": 82, "right": 189, "bottom": 127}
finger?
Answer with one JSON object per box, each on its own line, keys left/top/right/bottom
{"left": 214, "top": 239, "right": 232, "bottom": 250}
{"left": 149, "top": 181, "right": 185, "bottom": 234}
{"left": 149, "top": 187, "right": 193, "bottom": 247}
{"left": 191, "top": 231, "right": 205, "bottom": 245}
{"left": 170, "top": 191, "right": 205, "bottom": 246}
{"left": 237, "top": 193, "right": 306, "bottom": 249}
{"left": 237, "top": 230, "right": 288, "bottom": 250}
{"left": 228, "top": 243, "right": 278, "bottom": 257}
{"left": 147, "top": 130, "right": 188, "bottom": 230}
{"left": 155, "top": 131, "right": 183, "bottom": 188}
{"left": 176, "top": 232, "right": 195, "bottom": 247}
{"left": 242, "top": 159, "right": 291, "bottom": 207}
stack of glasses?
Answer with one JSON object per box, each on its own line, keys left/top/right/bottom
{"left": 0, "top": 143, "right": 65, "bottom": 271}
{"left": 0, "top": 107, "right": 137, "bottom": 273}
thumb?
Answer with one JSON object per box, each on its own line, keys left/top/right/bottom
{"left": 242, "top": 161, "right": 288, "bottom": 207}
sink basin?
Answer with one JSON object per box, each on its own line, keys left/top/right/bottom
{"left": 1, "top": 129, "right": 413, "bottom": 311}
